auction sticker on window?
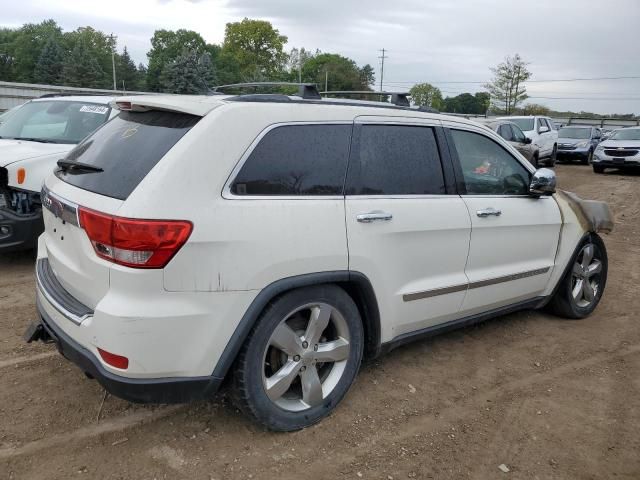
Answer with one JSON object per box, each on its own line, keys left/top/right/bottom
{"left": 79, "top": 105, "right": 109, "bottom": 114}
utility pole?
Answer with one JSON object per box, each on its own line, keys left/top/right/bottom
{"left": 325, "top": 70, "right": 328, "bottom": 92}
{"left": 298, "top": 48, "right": 302, "bottom": 83}
{"left": 378, "top": 48, "right": 387, "bottom": 92}
{"left": 109, "top": 34, "right": 117, "bottom": 91}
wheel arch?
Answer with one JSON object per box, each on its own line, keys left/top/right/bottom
{"left": 211, "top": 271, "right": 382, "bottom": 381}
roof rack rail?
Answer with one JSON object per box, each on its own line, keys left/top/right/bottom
{"left": 322, "top": 90, "right": 411, "bottom": 107}
{"left": 39, "top": 92, "right": 117, "bottom": 98}
{"left": 212, "top": 82, "right": 322, "bottom": 100}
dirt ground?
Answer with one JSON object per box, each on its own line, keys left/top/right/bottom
{"left": 1, "top": 164, "right": 639, "bottom": 480}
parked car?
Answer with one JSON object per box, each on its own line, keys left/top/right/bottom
{"left": 497, "top": 116, "right": 558, "bottom": 167}
{"left": 0, "top": 95, "right": 117, "bottom": 252}
{"left": 0, "top": 104, "right": 23, "bottom": 125}
{"left": 478, "top": 119, "right": 537, "bottom": 165}
{"left": 556, "top": 126, "right": 602, "bottom": 164}
{"left": 26, "top": 89, "right": 611, "bottom": 431}
{"left": 592, "top": 126, "right": 640, "bottom": 173}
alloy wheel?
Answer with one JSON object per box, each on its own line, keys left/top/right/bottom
{"left": 262, "top": 303, "right": 351, "bottom": 412}
{"left": 571, "top": 243, "right": 603, "bottom": 308}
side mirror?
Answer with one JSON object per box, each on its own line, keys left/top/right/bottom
{"left": 539, "top": 126, "right": 550, "bottom": 133}
{"left": 523, "top": 137, "right": 532, "bottom": 144}
{"left": 530, "top": 168, "right": 556, "bottom": 196}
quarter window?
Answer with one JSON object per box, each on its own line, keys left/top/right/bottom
{"left": 450, "top": 129, "right": 531, "bottom": 196}
{"left": 498, "top": 124, "right": 514, "bottom": 142}
{"left": 231, "top": 124, "right": 352, "bottom": 196}
{"left": 346, "top": 125, "right": 445, "bottom": 195}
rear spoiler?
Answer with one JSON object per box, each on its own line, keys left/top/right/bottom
{"left": 110, "top": 96, "right": 220, "bottom": 117}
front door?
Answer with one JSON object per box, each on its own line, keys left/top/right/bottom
{"left": 345, "top": 118, "right": 472, "bottom": 341}
{"left": 445, "top": 125, "right": 562, "bottom": 315}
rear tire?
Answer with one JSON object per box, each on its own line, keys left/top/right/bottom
{"left": 546, "top": 234, "right": 608, "bottom": 319}
{"left": 549, "top": 144, "right": 557, "bottom": 166}
{"left": 231, "top": 285, "right": 364, "bottom": 431}
{"left": 593, "top": 166, "right": 605, "bottom": 174}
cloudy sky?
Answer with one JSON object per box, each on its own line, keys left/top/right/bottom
{"left": 2, "top": 0, "right": 639, "bottom": 114}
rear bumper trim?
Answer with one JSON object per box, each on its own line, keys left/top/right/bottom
{"left": 36, "top": 258, "right": 93, "bottom": 325}
{"left": 34, "top": 297, "right": 223, "bottom": 404}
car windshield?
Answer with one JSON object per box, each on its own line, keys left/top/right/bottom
{"left": 609, "top": 129, "right": 640, "bottom": 141}
{"left": 558, "top": 127, "right": 591, "bottom": 139}
{"left": 0, "top": 100, "right": 111, "bottom": 144}
{"left": 509, "top": 118, "right": 535, "bottom": 131}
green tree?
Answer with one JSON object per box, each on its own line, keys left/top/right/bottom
{"left": 302, "top": 53, "right": 370, "bottom": 92}
{"left": 221, "top": 18, "right": 287, "bottom": 80}
{"left": 136, "top": 63, "right": 148, "bottom": 91}
{"left": 359, "top": 64, "right": 375, "bottom": 89}
{"left": 33, "top": 37, "right": 65, "bottom": 85}
{"left": 442, "top": 92, "right": 490, "bottom": 114}
{"left": 116, "top": 47, "right": 143, "bottom": 91}
{"left": 521, "top": 103, "right": 550, "bottom": 116}
{"left": 485, "top": 54, "right": 531, "bottom": 114}
{"left": 147, "top": 29, "right": 208, "bottom": 91}
{"left": 10, "top": 20, "right": 63, "bottom": 82}
{"left": 409, "top": 82, "right": 443, "bottom": 110}
{"left": 63, "top": 27, "right": 115, "bottom": 88}
{"left": 0, "top": 27, "right": 19, "bottom": 81}
{"left": 62, "top": 40, "right": 106, "bottom": 88}
{"left": 160, "top": 50, "right": 214, "bottom": 94}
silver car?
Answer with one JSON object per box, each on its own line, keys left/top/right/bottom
{"left": 592, "top": 127, "right": 640, "bottom": 173}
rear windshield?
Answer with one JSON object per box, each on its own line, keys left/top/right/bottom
{"left": 56, "top": 110, "right": 199, "bottom": 200}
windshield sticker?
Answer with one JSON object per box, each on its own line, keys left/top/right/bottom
{"left": 79, "top": 105, "right": 109, "bottom": 114}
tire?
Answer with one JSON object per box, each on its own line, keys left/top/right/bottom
{"left": 593, "top": 166, "right": 605, "bottom": 174}
{"left": 531, "top": 153, "right": 539, "bottom": 168}
{"left": 231, "top": 284, "right": 364, "bottom": 431}
{"left": 549, "top": 144, "right": 557, "bottom": 166}
{"left": 582, "top": 150, "right": 592, "bottom": 165}
{"left": 546, "top": 234, "right": 608, "bottom": 319}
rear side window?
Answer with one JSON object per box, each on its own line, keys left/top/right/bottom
{"left": 346, "top": 125, "right": 445, "bottom": 195}
{"left": 56, "top": 110, "right": 199, "bottom": 200}
{"left": 230, "top": 124, "right": 351, "bottom": 196}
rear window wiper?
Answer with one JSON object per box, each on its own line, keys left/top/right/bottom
{"left": 57, "top": 159, "right": 104, "bottom": 174}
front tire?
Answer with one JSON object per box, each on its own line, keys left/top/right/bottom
{"left": 231, "top": 285, "right": 364, "bottom": 431}
{"left": 547, "top": 234, "right": 608, "bottom": 319}
{"left": 582, "top": 150, "right": 593, "bottom": 165}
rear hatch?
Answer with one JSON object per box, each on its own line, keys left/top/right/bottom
{"left": 42, "top": 108, "right": 201, "bottom": 309}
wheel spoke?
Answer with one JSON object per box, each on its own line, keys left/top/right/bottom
{"left": 582, "top": 281, "right": 595, "bottom": 302}
{"left": 581, "top": 244, "right": 594, "bottom": 268}
{"left": 265, "top": 360, "right": 300, "bottom": 401}
{"left": 572, "top": 262, "right": 583, "bottom": 277}
{"left": 305, "top": 304, "right": 331, "bottom": 346}
{"left": 587, "top": 260, "right": 602, "bottom": 277}
{"left": 572, "top": 279, "right": 584, "bottom": 301}
{"left": 300, "top": 366, "right": 323, "bottom": 407}
{"left": 314, "top": 338, "right": 350, "bottom": 363}
{"left": 271, "top": 323, "right": 303, "bottom": 356}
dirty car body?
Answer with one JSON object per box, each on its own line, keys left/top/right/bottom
{"left": 26, "top": 91, "right": 613, "bottom": 431}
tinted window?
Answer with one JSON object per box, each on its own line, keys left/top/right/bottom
{"left": 498, "top": 124, "right": 514, "bottom": 141}
{"left": 231, "top": 124, "right": 351, "bottom": 196}
{"left": 511, "top": 124, "right": 527, "bottom": 142}
{"left": 56, "top": 110, "right": 199, "bottom": 200}
{"left": 346, "top": 125, "right": 445, "bottom": 195}
{"left": 450, "top": 129, "right": 531, "bottom": 196}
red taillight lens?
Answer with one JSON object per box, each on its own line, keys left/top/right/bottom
{"left": 98, "top": 348, "right": 129, "bottom": 369}
{"left": 78, "top": 207, "right": 192, "bottom": 268}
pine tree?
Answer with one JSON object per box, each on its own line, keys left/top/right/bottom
{"left": 33, "top": 36, "right": 65, "bottom": 85}
{"left": 116, "top": 46, "right": 141, "bottom": 91}
{"left": 160, "top": 50, "right": 213, "bottom": 94}
{"left": 62, "top": 40, "right": 106, "bottom": 88}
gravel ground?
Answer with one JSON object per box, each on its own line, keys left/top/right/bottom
{"left": 1, "top": 164, "right": 639, "bottom": 480}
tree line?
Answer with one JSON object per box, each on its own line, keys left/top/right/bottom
{"left": 0, "top": 18, "right": 375, "bottom": 94}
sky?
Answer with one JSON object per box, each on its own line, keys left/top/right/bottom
{"left": 2, "top": 0, "right": 639, "bottom": 114}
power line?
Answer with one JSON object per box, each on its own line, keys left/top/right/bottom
{"left": 382, "top": 75, "right": 640, "bottom": 85}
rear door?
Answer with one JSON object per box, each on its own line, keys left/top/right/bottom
{"left": 444, "top": 123, "right": 561, "bottom": 314}
{"left": 345, "top": 117, "right": 471, "bottom": 340}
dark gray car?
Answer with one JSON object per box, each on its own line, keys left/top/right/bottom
{"left": 482, "top": 120, "right": 537, "bottom": 166}
{"left": 556, "top": 126, "right": 602, "bottom": 164}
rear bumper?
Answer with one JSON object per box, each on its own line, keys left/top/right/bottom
{"left": 0, "top": 207, "right": 43, "bottom": 253}
{"left": 32, "top": 297, "right": 223, "bottom": 403}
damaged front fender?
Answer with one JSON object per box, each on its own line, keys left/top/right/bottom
{"left": 555, "top": 190, "right": 614, "bottom": 234}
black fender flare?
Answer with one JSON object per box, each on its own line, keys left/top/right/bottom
{"left": 211, "top": 271, "right": 381, "bottom": 380}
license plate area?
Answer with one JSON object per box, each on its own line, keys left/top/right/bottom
{"left": 613, "top": 158, "right": 625, "bottom": 164}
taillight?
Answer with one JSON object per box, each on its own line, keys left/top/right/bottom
{"left": 98, "top": 348, "right": 129, "bottom": 369}
{"left": 78, "top": 207, "right": 192, "bottom": 268}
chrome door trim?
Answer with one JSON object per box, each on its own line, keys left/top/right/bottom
{"left": 356, "top": 211, "right": 393, "bottom": 223}
{"left": 402, "top": 266, "right": 551, "bottom": 302}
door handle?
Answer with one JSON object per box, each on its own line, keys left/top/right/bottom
{"left": 356, "top": 211, "right": 393, "bottom": 223}
{"left": 476, "top": 207, "right": 502, "bottom": 218}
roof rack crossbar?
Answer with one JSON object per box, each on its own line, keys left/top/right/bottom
{"left": 322, "top": 90, "right": 411, "bottom": 107}
{"left": 212, "top": 82, "right": 321, "bottom": 100}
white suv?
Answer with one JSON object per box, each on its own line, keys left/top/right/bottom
{"left": 497, "top": 116, "right": 558, "bottom": 167}
{"left": 27, "top": 87, "right": 612, "bottom": 431}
